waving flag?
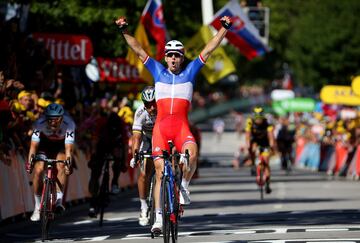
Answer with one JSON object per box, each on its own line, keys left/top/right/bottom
{"left": 126, "top": 22, "right": 153, "bottom": 83}
{"left": 211, "top": 0, "right": 269, "bottom": 60}
{"left": 141, "top": 0, "right": 167, "bottom": 60}
{"left": 185, "top": 26, "right": 235, "bottom": 84}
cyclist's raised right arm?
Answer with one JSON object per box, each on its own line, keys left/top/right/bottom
{"left": 115, "top": 16, "right": 148, "bottom": 63}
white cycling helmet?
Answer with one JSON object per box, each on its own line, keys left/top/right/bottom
{"left": 165, "top": 40, "right": 184, "bottom": 55}
{"left": 141, "top": 86, "right": 155, "bottom": 103}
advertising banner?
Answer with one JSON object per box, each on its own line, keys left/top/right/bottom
{"left": 320, "top": 85, "right": 360, "bottom": 106}
{"left": 352, "top": 76, "right": 360, "bottom": 96}
{"left": 96, "top": 57, "right": 143, "bottom": 83}
{"left": 32, "top": 33, "right": 93, "bottom": 65}
{"left": 272, "top": 97, "right": 315, "bottom": 115}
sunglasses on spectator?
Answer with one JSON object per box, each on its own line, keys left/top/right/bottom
{"left": 144, "top": 101, "right": 156, "bottom": 109}
{"left": 166, "top": 52, "right": 182, "bottom": 58}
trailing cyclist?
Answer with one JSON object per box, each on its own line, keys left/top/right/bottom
{"left": 115, "top": 15, "right": 232, "bottom": 233}
{"left": 245, "top": 107, "right": 276, "bottom": 194}
{"left": 87, "top": 110, "right": 128, "bottom": 217}
{"left": 129, "top": 86, "right": 157, "bottom": 226}
{"left": 26, "top": 103, "right": 75, "bottom": 221}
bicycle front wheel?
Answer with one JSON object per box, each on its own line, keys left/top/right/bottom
{"left": 170, "top": 181, "right": 179, "bottom": 243}
{"left": 162, "top": 177, "right": 170, "bottom": 243}
{"left": 98, "top": 170, "right": 110, "bottom": 227}
{"left": 41, "top": 180, "right": 51, "bottom": 241}
{"left": 147, "top": 172, "right": 156, "bottom": 228}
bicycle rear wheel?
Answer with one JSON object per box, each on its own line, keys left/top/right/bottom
{"left": 41, "top": 180, "right": 51, "bottom": 241}
{"left": 162, "top": 177, "right": 170, "bottom": 243}
{"left": 257, "top": 164, "right": 264, "bottom": 200}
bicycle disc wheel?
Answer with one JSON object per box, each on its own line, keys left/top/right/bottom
{"left": 41, "top": 181, "right": 51, "bottom": 241}
{"left": 162, "top": 177, "right": 170, "bottom": 243}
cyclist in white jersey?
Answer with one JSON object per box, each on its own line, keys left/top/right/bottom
{"left": 26, "top": 103, "right": 75, "bottom": 221}
{"left": 116, "top": 15, "right": 232, "bottom": 233}
{"left": 130, "top": 86, "right": 157, "bottom": 226}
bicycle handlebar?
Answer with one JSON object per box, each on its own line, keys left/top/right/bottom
{"left": 31, "top": 154, "right": 69, "bottom": 166}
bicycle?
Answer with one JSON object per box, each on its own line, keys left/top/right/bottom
{"left": 134, "top": 150, "right": 156, "bottom": 238}
{"left": 30, "top": 154, "right": 69, "bottom": 242}
{"left": 255, "top": 147, "right": 270, "bottom": 200}
{"left": 159, "top": 141, "right": 189, "bottom": 243}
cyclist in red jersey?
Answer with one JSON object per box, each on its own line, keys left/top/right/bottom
{"left": 115, "top": 15, "right": 232, "bottom": 233}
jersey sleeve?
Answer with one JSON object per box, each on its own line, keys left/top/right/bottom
{"left": 31, "top": 124, "right": 41, "bottom": 142}
{"left": 65, "top": 117, "right": 76, "bottom": 144}
{"left": 132, "top": 106, "right": 145, "bottom": 132}
{"left": 143, "top": 57, "right": 164, "bottom": 83}
{"left": 245, "top": 118, "right": 253, "bottom": 132}
{"left": 185, "top": 56, "right": 205, "bottom": 85}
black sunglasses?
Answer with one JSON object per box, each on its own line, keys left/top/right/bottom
{"left": 166, "top": 52, "right": 182, "bottom": 58}
{"left": 144, "top": 101, "right": 156, "bottom": 108}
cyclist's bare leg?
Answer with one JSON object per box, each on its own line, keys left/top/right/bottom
{"left": 32, "top": 161, "right": 45, "bottom": 195}
{"left": 153, "top": 158, "right": 164, "bottom": 225}
{"left": 55, "top": 152, "right": 67, "bottom": 206}
{"left": 182, "top": 142, "right": 198, "bottom": 181}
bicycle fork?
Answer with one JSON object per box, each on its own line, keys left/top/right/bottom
{"left": 164, "top": 164, "right": 177, "bottom": 224}
{"left": 40, "top": 168, "right": 56, "bottom": 219}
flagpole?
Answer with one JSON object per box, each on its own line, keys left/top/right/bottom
{"left": 201, "top": 0, "right": 214, "bottom": 25}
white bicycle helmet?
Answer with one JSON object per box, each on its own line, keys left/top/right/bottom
{"left": 141, "top": 86, "right": 155, "bottom": 103}
{"left": 165, "top": 40, "right": 184, "bottom": 55}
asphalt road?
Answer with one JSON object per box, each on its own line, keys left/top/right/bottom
{"left": 1, "top": 132, "right": 360, "bottom": 242}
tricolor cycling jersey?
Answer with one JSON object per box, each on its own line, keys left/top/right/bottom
{"left": 143, "top": 56, "right": 205, "bottom": 154}
{"left": 144, "top": 56, "right": 205, "bottom": 119}
{"left": 132, "top": 104, "right": 156, "bottom": 138}
{"left": 31, "top": 114, "right": 76, "bottom": 144}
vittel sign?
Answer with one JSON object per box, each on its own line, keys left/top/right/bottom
{"left": 32, "top": 33, "right": 93, "bottom": 65}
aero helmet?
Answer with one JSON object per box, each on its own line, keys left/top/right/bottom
{"left": 45, "top": 103, "right": 64, "bottom": 118}
{"left": 141, "top": 86, "right": 155, "bottom": 103}
{"left": 165, "top": 40, "right": 184, "bottom": 55}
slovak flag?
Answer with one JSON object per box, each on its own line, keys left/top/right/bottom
{"left": 211, "top": 0, "right": 269, "bottom": 60}
{"left": 141, "top": 0, "right": 167, "bottom": 60}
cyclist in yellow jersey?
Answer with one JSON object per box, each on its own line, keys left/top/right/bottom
{"left": 245, "top": 107, "right": 275, "bottom": 193}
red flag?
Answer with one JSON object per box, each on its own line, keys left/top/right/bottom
{"left": 141, "top": 0, "right": 167, "bottom": 60}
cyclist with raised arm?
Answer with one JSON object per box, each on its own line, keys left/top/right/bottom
{"left": 115, "top": 15, "right": 232, "bottom": 233}
{"left": 129, "top": 86, "right": 157, "bottom": 226}
{"left": 26, "top": 103, "right": 75, "bottom": 221}
{"left": 245, "top": 107, "right": 275, "bottom": 194}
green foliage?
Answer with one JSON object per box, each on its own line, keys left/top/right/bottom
{"left": 27, "top": 0, "right": 360, "bottom": 90}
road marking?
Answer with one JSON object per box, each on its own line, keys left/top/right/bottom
{"left": 252, "top": 239, "right": 360, "bottom": 243}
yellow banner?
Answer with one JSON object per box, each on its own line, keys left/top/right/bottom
{"left": 126, "top": 22, "right": 153, "bottom": 83}
{"left": 320, "top": 85, "right": 360, "bottom": 106}
{"left": 185, "top": 26, "right": 235, "bottom": 84}
{"left": 352, "top": 76, "right": 360, "bottom": 96}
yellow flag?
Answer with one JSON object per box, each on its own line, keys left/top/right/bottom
{"left": 126, "top": 22, "right": 153, "bottom": 83}
{"left": 185, "top": 26, "right": 236, "bottom": 84}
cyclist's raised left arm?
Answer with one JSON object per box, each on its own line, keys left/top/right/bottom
{"left": 200, "top": 16, "right": 232, "bottom": 62}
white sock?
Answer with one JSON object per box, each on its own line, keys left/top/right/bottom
{"left": 34, "top": 194, "right": 41, "bottom": 210}
{"left": 56, "top": 191, "right": 63, "bottom": 203}
{"left": 155, "top": 209, "right": 162, "bottom": 222}
{"left": 181, "top": 179, "right": 190, "bottom": 189}
{"left": 140, "top": 199, "right": 148, "bottom": 211}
